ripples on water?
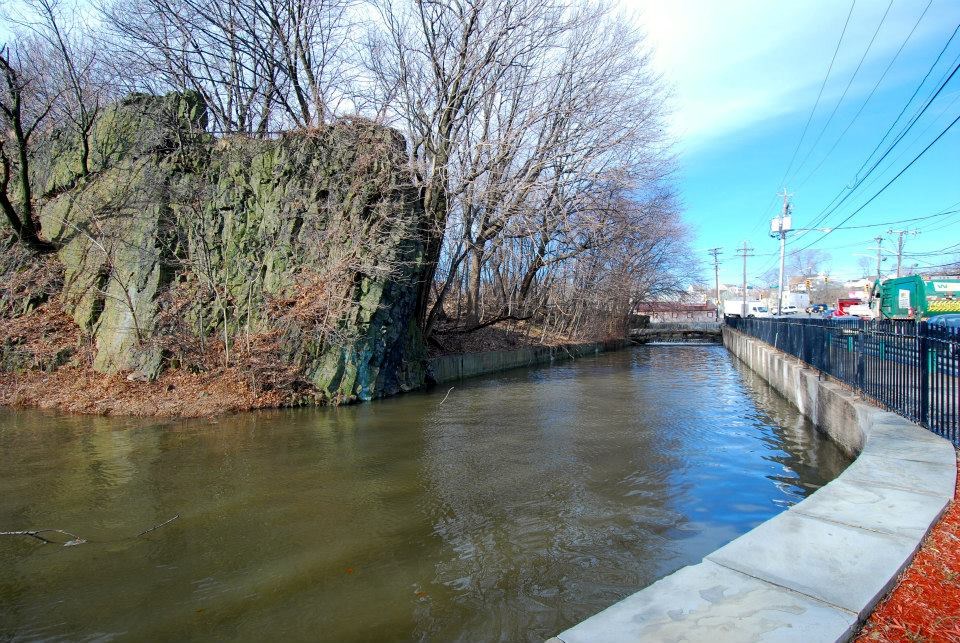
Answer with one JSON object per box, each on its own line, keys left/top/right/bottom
{"left": 0, "top": 346, "right": 849, "bottom": 642}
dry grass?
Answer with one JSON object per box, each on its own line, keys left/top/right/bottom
{"left": 0, "top": 295, "right": 310, "bottom": 418}
{"left": 0, "top": 363, "right": 296, "bottom": 418}
{"left": 0, "top": 298, "right": 80, "bottom": 369}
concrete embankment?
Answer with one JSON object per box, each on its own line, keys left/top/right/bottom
{"left": 428, "top": 338, "right": 626, "bottom": 384}
{"left": 551, "top": 326, "right": 955, "bottom": 643}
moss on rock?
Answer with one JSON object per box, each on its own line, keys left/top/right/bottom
{"left": 27, "top": 92, "right": 427, "bottom": 401}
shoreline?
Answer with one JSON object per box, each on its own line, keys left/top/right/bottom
{"left": 0, "top": 337, "right": 627, "bottom": 419}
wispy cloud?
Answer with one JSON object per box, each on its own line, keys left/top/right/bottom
{"left": 626, "top": 0, "right": 959, "bottom": 151}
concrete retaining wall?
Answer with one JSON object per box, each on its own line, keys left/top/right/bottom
{"left": 428, "top": 338, "right": 625, "bottom": 384}
{"left": 551, "top": 327, "right": 955, "bottom": 643}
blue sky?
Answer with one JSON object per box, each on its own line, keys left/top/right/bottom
{"left": 628, "top": 0, "right": 960, "bottom": 286}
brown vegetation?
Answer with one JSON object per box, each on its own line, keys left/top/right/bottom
{"left": 0, "top": 361, "right": 292, "bottom": 418}
{"left": 0, "top": 296, "right": 305, "bottom": 417}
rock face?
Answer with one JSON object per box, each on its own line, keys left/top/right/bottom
{"left": 31, "top": 92, "right": 427, "bottom": 401}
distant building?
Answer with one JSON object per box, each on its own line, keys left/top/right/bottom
{"left": 720, "top": 284, "right": 766, "bottom": 302}
{"left": 843, "top": 278, "right": 872, "bottom": 300}
{"left": 633, "top": 301, "right": 717, "bottom": 323}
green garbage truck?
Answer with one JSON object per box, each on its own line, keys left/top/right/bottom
{"left": 872, "top": 275, "right": 960, "bottom": 319}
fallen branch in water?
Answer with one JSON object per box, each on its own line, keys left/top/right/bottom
{"left": 438, "top": 387, "right": 454, "bottom": 405}
{"left": 1, "top": 514, "right": 180, "bottom": 546}
{"left": 0, "top": 529, "right": 86, "bottom": 546}
{"left": 136, "top": 514, "right": 180, "bottom": 537}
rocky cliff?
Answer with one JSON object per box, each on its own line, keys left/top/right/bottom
{"left": 9, "top": 92, "right": 427, "bottom": 404}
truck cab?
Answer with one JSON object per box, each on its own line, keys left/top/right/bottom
{"left": 873, "top": 275, "right": 960, "bottom": 319}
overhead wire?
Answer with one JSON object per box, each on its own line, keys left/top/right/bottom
{"left": 794, "top": 0, "right": 933, "bottom": 189}
{"left": 790, "top": 109, "right": 960, "bottom": 255}
{"left": 846, "top": 22, "right": 960, "bottom": 185}
{"left": 787, "top": 0, "right": 895, "bottom": 185}
{"left": 846, "top": 87, "right": 960, "bottom": 199}
{"left": 788, "top": 55, "right": 960, "bottom": 243}
{"left": 822, "top": 202, "right": 960, "bottom": 231}
{"left": 746, "top": 0, "right": 857, "bottom": 235}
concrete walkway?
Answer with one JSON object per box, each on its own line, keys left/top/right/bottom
{"left": 549, "top": 328, "right": 956, "bottom": 643}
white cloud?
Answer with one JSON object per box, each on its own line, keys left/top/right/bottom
{"left": 622, "top": 0, "right": 960, "bottom": 151}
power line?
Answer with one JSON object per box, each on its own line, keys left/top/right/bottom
{"left": 849, "top": 88, "right": 960, "bottom": 203}
{"left": 794, "top": 0, "right": 933, "bottom": 189}
{"left": 752, "top": 203, "right": 960, "bottom": 281}
{"left": 791, "top": 57, "right": 960, "bottom": 241}
{"left": 749, "top": 0, "right": 857, "bottom": 235}
{"left": 791, "top": 108, "right": 960, "bottom": 255}
{"left": 788, "top": 0, "right": 894, "bottom": 184}
{"left": 823, "top": 204, "right": 960, "bottom": 231}
{"left": 793, "top": 29, "right": 960, "bottom": 238}
{"left": 778, "top": 0, "right": 857, "bottom": 185}
{"left": 847, "top": 22, "right": 960, "bottom": 186}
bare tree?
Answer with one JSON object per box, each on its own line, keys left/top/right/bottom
{"left": 101, "top": 0, "right": 355, "bottom": 134}
{"left": 364, "top": 0, "right": 674, "bottom": 337}
{"left": 0, "top": 42, "right": 57, "bottom": 253}
{"left": 11, "top": 0, "right": 111, "bottom": 176}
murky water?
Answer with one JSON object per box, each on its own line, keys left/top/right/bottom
{"left": 0, "top": 346, "right": 849, "bottom": 642}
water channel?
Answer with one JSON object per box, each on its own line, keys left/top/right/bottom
{"left": 0, "top": 345, "right": 850, "bottom": 642}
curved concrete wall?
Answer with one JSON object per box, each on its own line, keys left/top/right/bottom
{"left": 551, "top": 327, "right": 955, "bottom": 643}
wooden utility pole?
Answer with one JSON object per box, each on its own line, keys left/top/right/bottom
{"left": 708, "top": 247, "right": 722, "bottom": 320}
{"left": 736, "top": 241, "right": 754, "bottom": 317}
{"left": 888, "top": 229, "right": 919, "bottom": 278}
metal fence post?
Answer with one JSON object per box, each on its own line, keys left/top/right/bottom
{"left": 856, "top": 321, "right": 865, "bottom": 393}
{"left": 919, "top": 321, "right": 929, "bottom": 427}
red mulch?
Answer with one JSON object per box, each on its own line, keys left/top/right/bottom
{"left": 856, "top": 452, "right": 960, "bottom": 643}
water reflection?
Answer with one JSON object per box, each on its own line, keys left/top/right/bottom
{"left": 0, "top": 346, "right": 849, "bottom": 641}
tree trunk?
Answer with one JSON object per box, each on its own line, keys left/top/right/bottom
{"left": 465, "top": 245, "right": 483, "bottom": 326}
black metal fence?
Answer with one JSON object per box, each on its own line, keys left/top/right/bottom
{"left": 725, "top": 316, "right": 960, "bottom": 445}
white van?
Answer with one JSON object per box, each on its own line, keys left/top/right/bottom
{"left": 723, "top": 301, "right": 773, "bottom": 318}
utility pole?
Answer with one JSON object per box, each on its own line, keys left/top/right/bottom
{"left": 708, "top": 247, "right": 722, "bottom": 320}
{"left": 888, "top": 229, "right": 919, "bottom": 277}
{"left": 872, "top": 235, "right": 885, "bottom": 283}
{"left": 772, "top": 188, "right": 793, "bottom": 316}
{"left": 736, "top": 241, "right": 754, "bottom": 318}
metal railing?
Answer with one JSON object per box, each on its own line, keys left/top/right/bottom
{"left": 726, "top": 316, "right": 960, "bottom": 445}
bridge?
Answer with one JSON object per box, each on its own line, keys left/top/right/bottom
{"left": 630, "top": 321, "right": 722, "bottom": 344}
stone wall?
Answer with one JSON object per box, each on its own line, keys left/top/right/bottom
{"left": 428, "top": 339, "right": 626, "bottom": 384}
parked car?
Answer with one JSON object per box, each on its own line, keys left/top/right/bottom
{"left": 927, "top": 314, "right": 960, "bottom": 329}
{"left": 780, "top": 305, "right": 799, "bottom": 315}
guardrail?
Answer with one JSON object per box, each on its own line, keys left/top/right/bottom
{"left": 725, "top": 316, "right": 959, "bottom": 445}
